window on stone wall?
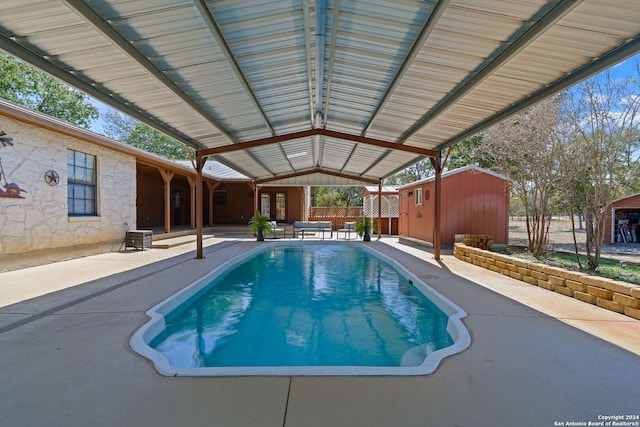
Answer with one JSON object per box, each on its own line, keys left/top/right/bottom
{"left": 67, "top": 149, "right": 97, "bottom": 216}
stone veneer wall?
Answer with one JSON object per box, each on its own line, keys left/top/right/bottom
{"left": 454, "top": 243, "right": 640, "bottom": 320}
{"left": 0, "top": 115, "right": 136, "bottom": 256}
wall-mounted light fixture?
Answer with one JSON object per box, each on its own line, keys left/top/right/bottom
{"left": 407, "top": 191, "right": 413, "bottom": 196}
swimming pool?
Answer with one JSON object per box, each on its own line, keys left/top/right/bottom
{"left": 130, "top": 242, "right": 470, "bottom": 376}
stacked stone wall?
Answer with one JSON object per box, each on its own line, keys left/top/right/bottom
{"left": 454, "top": 243, "right": 640, "bottom": 320}
{"left": 0, "top": 115, "right": 136, "bottom": 256}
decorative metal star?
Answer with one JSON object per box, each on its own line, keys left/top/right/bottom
{"left": 45, "top": 170, "right": 60, "bottom": 186}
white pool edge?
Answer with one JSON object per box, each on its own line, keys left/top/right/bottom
{"left": 130, "top": 241, "right": 471, "bottom": 376}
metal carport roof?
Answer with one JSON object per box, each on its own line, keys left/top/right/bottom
{"left": 1, "top": 0, "right": 639, "bottom": 186}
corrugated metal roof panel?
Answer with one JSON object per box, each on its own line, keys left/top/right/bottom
{"left": 1, "top": 0, "right": 638, "bottom": 185}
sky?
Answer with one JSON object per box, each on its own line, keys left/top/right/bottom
{"left": 609, "top": 53, "right": 639, "bottom": 81}
{"left": 88, "top": 52, "right": 640, "bottom": 135}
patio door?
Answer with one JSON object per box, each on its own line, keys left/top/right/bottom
{"left": 275, "top": 192, "right": 286, "bottom": 221}
{"left": 260, "top": 191, "right": 287, "bottom": 222}
{"left": 260, "top": 193, "right": 271, "bottom": 218}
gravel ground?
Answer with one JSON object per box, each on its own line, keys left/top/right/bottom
{"left": 508, "top": 217, "right": 640, "bottom": 262}
{"left": 508, "top": 218, "right": 583, "bottom": 247}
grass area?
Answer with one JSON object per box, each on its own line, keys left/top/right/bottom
{"left": 493, "top": 247, "right": 640, "bottom": 286}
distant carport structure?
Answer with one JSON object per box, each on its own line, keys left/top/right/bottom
{"left": 1, "top": 0, "right": 638, "bottom": 259}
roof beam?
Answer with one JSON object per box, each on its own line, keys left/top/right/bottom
{"left": 339, "top": 144, "right": 359, "bottom": 173}
{"left": 197, "top": 129, "right": 439, "bottom": 158}
{"left": 62, "top": 0, "right": 238, "bottom": 145}
{"left": 321, "top": 0, "right": 341, "bottom": 129}
{"left": 400, "top": 0, "right": 582, "bottom": 142}
{"left": 198, "top": 129, "right": 317, "bottom": 156}
{"left": 319, "top": 130, "right": 438, "bottom": 157}
{"left": 193, "top": 0, "right": 275, "bottom": 136}
{"left": 302, "top": 0, "right": 315, "bottom": 127}
{"left": 435, "top": 34, "right": 640, "bottom": 150}
{"left": 358, "top": 150, "right": 392, "bottom": 178}
{"left": 362, "top": 0, "right": 450, "bottom": 136}
{"left": 210, "top": 156, "right": 261, "bottom": 181}
{"left": 314, "top": 0, "right": 327, "bottom": 127}
{"left": 0, "top": 32, "right": 206, "bottom": 149}
{"left": 255, "top": 168, "right": 379, "bottom": 185}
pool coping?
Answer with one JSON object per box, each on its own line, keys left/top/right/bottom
{"left": 3, "top": 237, "right": 640, "bottom": 426}
{"left": 129, "top": 240, "right": 471, "bottom": 376}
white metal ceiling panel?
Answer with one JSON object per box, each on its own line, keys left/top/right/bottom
{"left": 1, "top": 0, "right": 638, "bottom": 185}
{"left": 411, "top": 0, "right": 640, "bottom": 148}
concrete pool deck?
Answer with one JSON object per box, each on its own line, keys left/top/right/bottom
{"left": 1, "top": 236, "right": 639, "bottom": 426}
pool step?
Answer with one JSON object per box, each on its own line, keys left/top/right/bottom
{"left": 151, "top": 234, "right": 215, "bottom": 249}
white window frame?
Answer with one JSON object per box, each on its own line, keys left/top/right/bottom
{"left": 415, "top": 188, "right": 423, "bottom": 206}
{"left": 67, "top": 149, "right": 98, "bottom": 216}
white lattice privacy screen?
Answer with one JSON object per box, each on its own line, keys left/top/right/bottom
{"left": 363, "top": 195, "right": 399, "bottom": 218}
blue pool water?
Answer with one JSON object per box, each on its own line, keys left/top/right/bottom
{"left": 131, "top": 242, "right": 469, "bottom": 376}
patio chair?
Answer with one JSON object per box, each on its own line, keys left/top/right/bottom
{"left": 267, "top": 221, "right": 286, "bottom": 239}
{"left": 338, "top": 222, "right": 356, "bottom": 240}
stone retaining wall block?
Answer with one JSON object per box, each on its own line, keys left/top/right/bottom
{"left": 596, "top": 298, "right": 625, "bottom": 313}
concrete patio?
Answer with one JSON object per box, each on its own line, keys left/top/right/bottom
{"left": 1, "top": 235, "right": 639, "bottom": 427}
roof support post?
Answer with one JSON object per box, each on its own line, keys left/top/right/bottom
{"left": 206, "top": 182, "right": 220, "bottom": 226}
{"left": 430, "top": 152, "right": 442, "bottom": 260}
{"left": 195, "top": 156, "right": 205, "bottom": 259}
{"left": 378, "top": 180, "right": 382, "bottom": 240}
{"left": 186, "top": 176, "right": 196, "bottom": 230}
{"left": 158, "top": 169, "right": 175, "bottom": 234}
{"left": 251, "top": 182, "right": 258, "bottom": 214}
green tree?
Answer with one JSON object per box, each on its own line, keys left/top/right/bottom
{"left": 0, "top": 54, "right": 98, "bottom": 128}
{"left": 385, "top": 135, "right": 487, "bottom": 185}
{"left": 313, "top": 188, "right": 346, "bottom": 207}
{"left": 103, "top": 110, "right": 190, "bottom": 159}
{"left": 312, "top": 186, "right": 363, "bottom": 207}
{"left": 385, "top": 159, "right": 433, "bottom": 185}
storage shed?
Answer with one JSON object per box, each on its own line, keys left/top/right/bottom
{"left": 604, "top": 193, "right": 640, "bottom": 244}
{"left": 398, "top": 165, "right": 510, "bottom": 246}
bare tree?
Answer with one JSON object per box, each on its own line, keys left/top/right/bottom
{"left": 385, "top": 135, "right": 487, "bottom": 185}
{"left": 481, "top": 97, "right": 563, "bottom": 256}
{"left": 559, "top": 65, "right": 640, "bottom": 270}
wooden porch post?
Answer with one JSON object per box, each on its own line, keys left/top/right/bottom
{"left": 378, "top": 180, "right": 382, "bottom": 240}
{"left": 158, "top": 169, "right": 175, "bottom": 234}
{"left": 430, "top": 151, "right": 442, "bottom": 260}
{"left": 206, "top": 181, "right": 220, "bottom": 226}
{"left": 196, "top": 156, "right": 205, "bottom": 259}
{"left": 386, "top": 196, "right": 392, "bottom": 235}
{"left": 186, "top": 176, "right": 196, "bottom": 229}
{"left": 251, "top": 182, "right": 258, "bottom": 213}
